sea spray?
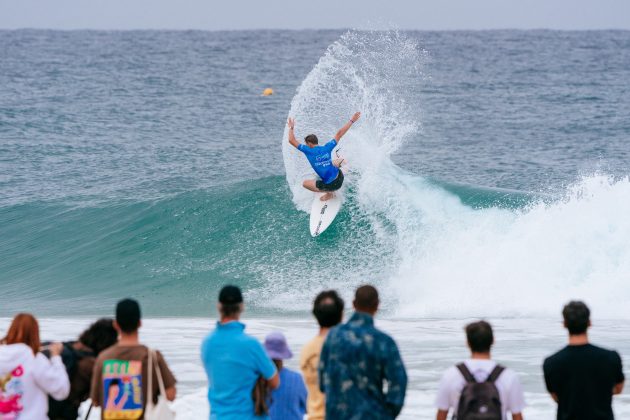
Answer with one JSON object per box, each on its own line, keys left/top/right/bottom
{"left": 282, "top": 30, "right": 426, "bottom": 212}
{"left": 282, "top": 30, "right": 630, "bottom": 319}
{"left": 274, "top": 30, "right": 427, "bottom": 310}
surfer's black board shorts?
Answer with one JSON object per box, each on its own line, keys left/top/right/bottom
{"left": 316, "top": 170, "right": 344, "bottom": 192}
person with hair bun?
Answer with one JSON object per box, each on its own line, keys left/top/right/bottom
{"left": 0, "top": 313, "right": 70, "bottom": 420}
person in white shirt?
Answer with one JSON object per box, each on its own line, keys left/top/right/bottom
{"left": 435, "top": 320, "right": 525, "bottom": 420}
{"left": 0, "top": 313, "right": 70, "bottom": 420}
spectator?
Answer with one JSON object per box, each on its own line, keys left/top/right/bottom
{"left": 46, "top": 318, "right": 118, "bottom": 420}
{"left": 300, "top": 290, "right": 344, "bottom": 420}
{"left": 319, "top": 285, "right": 407, "bottom": 419}
{"left": 435, "top": 320, "right": 525, "bottom": 420}
{"left": 91, "top": 299, "right": 177, "bottom": 419}
{"left": 543, "top": 301, "right": 624, "bottom": 420}
{"left": 0, "top": 313, "right": 70, "bottom": 420}
{"left": 201, "top": 285, "right": 280, "bottom": 419}
{"left": 264, "top": 332, "right": 307, "bottom": 420}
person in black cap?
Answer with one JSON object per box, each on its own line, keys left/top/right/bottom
{"left": 201, "top": 285, "right": 280, "bottom": 419}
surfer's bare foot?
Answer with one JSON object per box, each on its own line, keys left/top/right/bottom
{"left": 320, "top": 192, "right": 334, "bottom": 201}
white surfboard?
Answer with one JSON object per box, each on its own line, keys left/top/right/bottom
{"left": 309, "top": 193, "right": 342, "bottom": 237}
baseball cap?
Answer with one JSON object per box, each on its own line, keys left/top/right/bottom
{"left": 218, "top": 285, "right": 243, "bottom": 304}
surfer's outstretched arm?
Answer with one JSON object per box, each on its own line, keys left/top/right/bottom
{"left": 334, "top": 112, "right": 361, "bottom": 142}
{"left": 287, "top": 118, "right": 300, "bottom": 148}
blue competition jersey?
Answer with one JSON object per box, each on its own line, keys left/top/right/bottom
{"left": 298, "top": 139, "right": 339, "bottom": 184}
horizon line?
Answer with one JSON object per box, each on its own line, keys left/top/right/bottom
{"left": 2, "top": 27, "right": 630, "bottom": 32}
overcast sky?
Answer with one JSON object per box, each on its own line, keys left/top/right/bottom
{"left": 2, "top": 0, "right": 630, "bottom": 30}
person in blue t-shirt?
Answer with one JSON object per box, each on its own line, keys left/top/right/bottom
{"left": 201, "top": 285, "right": 280, "bottom": 420}
{"left": 263, "top": 332, "right": 307, "bottom": 420}
{"left": 287, "top": 111, "right": 361, "bottom": 201}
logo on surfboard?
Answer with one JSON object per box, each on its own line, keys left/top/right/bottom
{"left": 310, "top": 194, "right": 341, "bottom": 237}
{"left": 315, "top": 204, "right": 329, "bottom": 235}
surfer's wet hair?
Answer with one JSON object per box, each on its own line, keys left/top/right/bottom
{"left": 563, "top": 301, "right": 590, "bottom": 335}
{"left": 354, "top": 285, "right": 379, "bottom": 313}
{"left": 313, "top": 290, "right": 344, "bottom": 328}
{"left": 465, "top": 320, "right": 494, "bottom": 353}
{"left": 304, "top": 134, "right": 319, "bottom": 145}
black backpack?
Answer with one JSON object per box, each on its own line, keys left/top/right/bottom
{"left": 455, "top": 363, "right": 505, "bottom": 420}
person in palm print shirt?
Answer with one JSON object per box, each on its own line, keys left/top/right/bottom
{"left": 318, "top": 285, "right": 407, "bottom": 419}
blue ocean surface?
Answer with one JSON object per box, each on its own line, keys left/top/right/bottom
{"left": 1, "top": 29, "right": 629, "bottom": 317}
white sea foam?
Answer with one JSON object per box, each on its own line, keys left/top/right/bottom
{"left": 282, "top": 30, "right": 630, "bottom": 319}
{"left": 391, "top": 173, "right": 630, "bottom": 318}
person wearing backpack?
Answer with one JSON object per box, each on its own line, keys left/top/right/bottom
{"left": 435, "top": 320, "right": 525, "bottom": 420}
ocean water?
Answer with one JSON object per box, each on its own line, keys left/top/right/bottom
{"left": 1, "top": 29, "right": 630, "bottom": 418}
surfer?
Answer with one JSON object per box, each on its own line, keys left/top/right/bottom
{"left": 287, "top": 112, "right": 361, "bottom": 201}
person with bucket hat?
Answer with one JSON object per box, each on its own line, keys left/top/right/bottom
{"left": 264, "top": 332, "right": 307, "bottom": 420}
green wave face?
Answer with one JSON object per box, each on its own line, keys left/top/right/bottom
{"left": 0, "top": 176, "right": 384, "bottom": 316}
{"left": 0, "top": 172, "right": 539, "bottom": 317}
